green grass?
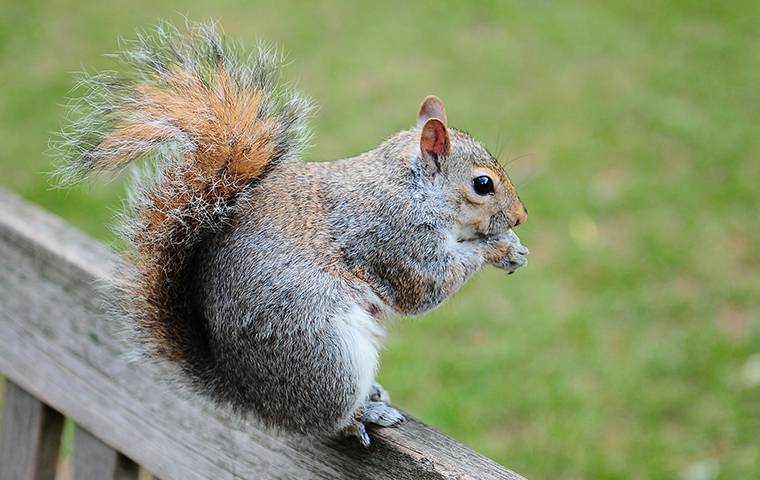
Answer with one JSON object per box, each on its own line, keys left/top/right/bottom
{"left": 1, "top": 1, "right": 759, "bottom": 478}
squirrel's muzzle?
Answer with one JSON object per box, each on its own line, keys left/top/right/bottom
{"left": 511, "top": 202, "right": 528, "bottom": 227}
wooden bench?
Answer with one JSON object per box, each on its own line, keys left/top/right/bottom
{"left": 0, "top": 188, "right": 526, "bottom": 480}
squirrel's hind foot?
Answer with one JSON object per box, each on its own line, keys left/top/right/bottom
{"left": 361, "top": 401, "right": 405, "bottom": 427}
{"left": 342, "top": 398, "right": 405, "bottom": 448}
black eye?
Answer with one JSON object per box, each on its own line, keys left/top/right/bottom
{"left": 472, "top": 175, "right": 494, "bottom": 195}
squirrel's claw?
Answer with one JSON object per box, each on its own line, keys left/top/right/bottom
{"left": 343, "top": 420, "right": 372, "bottom": 448}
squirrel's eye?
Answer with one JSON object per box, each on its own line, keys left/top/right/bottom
{"left": 472, "top": 175, "right": 494, "bottom": 195}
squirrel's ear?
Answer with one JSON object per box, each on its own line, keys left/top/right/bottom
{"left": 417, "top": 95, "right": 448, "bottom": 127}
{"left": 420, "top": 117, "right": 451, "bottom": 158}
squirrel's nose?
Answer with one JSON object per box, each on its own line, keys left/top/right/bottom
{"left": 512, "top": 204, "right": 527, "bottom": 227}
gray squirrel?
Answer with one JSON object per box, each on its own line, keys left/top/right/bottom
{"left": 54, "top": 21, "right": 529, "bottom": 447}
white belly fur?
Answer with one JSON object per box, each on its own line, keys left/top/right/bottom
{"left": 332, "top": 303, "right": 385, "bottom": 420}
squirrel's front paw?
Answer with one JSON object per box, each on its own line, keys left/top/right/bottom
{"left": 485, "top": 230, "right": 529, "bottom": 274}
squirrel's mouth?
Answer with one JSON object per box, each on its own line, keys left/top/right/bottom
{"left": 457, "top": 232, "right": 487, "bottom": 243}
{"left": 457, "top": 228, "right": 521, "bottom": 244}
{"left": 457, "top": 232, "right": 496, "bottom": 243}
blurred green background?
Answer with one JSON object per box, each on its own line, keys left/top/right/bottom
{"left": 1, "top": 1, "right": 759, "bottom": 478}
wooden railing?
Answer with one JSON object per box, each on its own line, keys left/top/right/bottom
{"left": 0, "top": 188, "right": 526, "bottom": 480}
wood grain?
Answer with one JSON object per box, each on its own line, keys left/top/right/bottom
{"left": 0, "top": 188, "right": 526, "bottom": 480}
{"left": 0, "top": 381, "right": 64, "bottom": 480}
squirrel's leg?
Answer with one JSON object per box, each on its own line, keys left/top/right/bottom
{"left": 326, "top": 303, "right": 403, "bottom": 447}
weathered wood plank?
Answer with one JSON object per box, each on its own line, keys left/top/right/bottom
{"left": 73, "top": 426, "right": 118, "bottom": 480}
{"left": 72, "top": 426, "right": 139, "bottom": 480}
{"left": 0, "top": 188, "right": 525, "bottom": 480}
{"left": 71, "top": 425, "right": 139, "bottom": 480}
{"left": 0, "top": 381, "right": 64, "bottom": 480}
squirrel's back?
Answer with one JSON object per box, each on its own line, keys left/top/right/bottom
{"left": 53, "top": 21, "right": 314, "bottom": 396}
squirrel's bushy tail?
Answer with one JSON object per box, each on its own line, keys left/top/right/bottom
{"left": 54, "top": 21, "right": 313, "bottom": 390}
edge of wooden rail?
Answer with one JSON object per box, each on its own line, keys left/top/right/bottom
{"left": 0, "top": 187, "right": 526, "bottom": 480}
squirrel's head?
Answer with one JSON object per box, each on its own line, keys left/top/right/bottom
{"left": 415, "top": 96, "right": 527, "bottom": 239}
